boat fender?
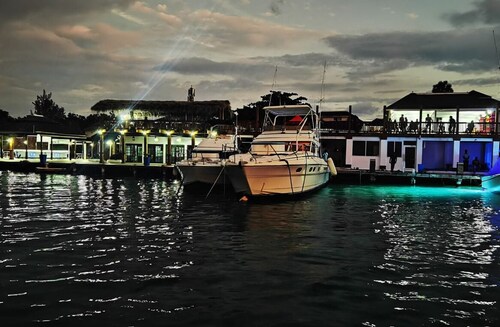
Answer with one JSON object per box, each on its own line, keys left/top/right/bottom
{"left": 327, "top": 158, "right": 337, "bottom": 176}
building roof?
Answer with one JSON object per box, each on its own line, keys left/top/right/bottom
{"left": 0, "top": 115, "right": 86, "bottom": 136}
{"left": 91, "top": 100, "right": 231, "bottom": 116}
{"left": 386, "top": 90, "right": 500, "bottom": 110}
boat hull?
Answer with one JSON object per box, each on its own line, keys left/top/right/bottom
{"left": 481, "top": 174, "right": 500, "bottom": 193}
{"left": 226, "top": 158, "right": 330, "bottom": 196}
{"left": 176, "top": 162, "right": 227, "bottom": 186}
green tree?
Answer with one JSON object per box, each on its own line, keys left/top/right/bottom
{"left": 237, "top": 91, "right": 309, "bottom": 129}
{"left": 33, "top": 89, "right": 66, "bottom": 121}
{"left": 432, "top": 81, "right": 454, "bottom": 93}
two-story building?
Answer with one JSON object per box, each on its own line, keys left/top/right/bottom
{"left": 321, "top": 90, "right": 500, "bottom": 173}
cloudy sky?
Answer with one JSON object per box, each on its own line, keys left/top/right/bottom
{"left": 1, "top": 0, "right": 500, "bottom": 120}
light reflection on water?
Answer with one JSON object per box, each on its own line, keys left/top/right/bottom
{"left": 0, "top": 171, "right": 499, "bottom": 326}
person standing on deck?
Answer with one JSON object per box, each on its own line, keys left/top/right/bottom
{"left": 389, "top": 152, "right": 397, "bottom": 172}
{"left": 472, "top": 157, "right": 480, "bottom": 174}
{"left": 399, "top": 114, "right": 405, "bottom": 134}
{"left": 463, "top": 149, "right": 470, "bottom": 171}
{"left": 425, "top": 114, "right": 432, "bottom": 133}
{"left": 448, "top": 116, "right": 456, "bottom": 134}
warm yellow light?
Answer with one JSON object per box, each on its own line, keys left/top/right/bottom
{"left": 210, "top": 130, "right": 218, "bottom": 138}
{"left": 7, "top": 138, "right": 13, "bottom": 144}
{"left": 119, "top": 114, "right": 130, "bottom": 122}
{"left": 142, "top": 130, "right": 150, "bottom": 136}
{"left": 106, "top": 140, "right": 113, "bottom": 146}
{"left": 98, "top": 129, "right": 106, "bottom": 135}
{"left": 120, "top": 129, "right": 128, "bottom": 135}
{"left": 23, "top": 140, "right": 28, "bottom": 145}
{"left": 189, "top": 130, "right": 198, "bottom": 137}
{"left": 165, "top": 130, "right": 174, "bottom": 136}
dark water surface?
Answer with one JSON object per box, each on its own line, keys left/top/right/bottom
{"left": 0, "top": 171, "right": 499, "bottom": 326}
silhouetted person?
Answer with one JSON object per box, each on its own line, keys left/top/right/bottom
{"left": 438, "top": 120, "right": 445, "bottom": 133}
{"left": 399, "top": 114, "right": 405, "bottom": 133}
{"left": 472, "top": 157, "right": 480, "bottom": 174}
{"left": 425, "top": 114, "right": 432, "bottom": 133}
{"left": 389, "top": 152, "right": 397, "bottom": 172}
{"left": 467, "top": 120, "right": 474, "bottom": 134}
{"left": 392, "top": 119, "right": 398, "bottom": 133}
{"left": 463, "top": 149, "right": 470, "bottom": 171}
{"left": 448, "top": 116, "right": 456, "bottom": 134}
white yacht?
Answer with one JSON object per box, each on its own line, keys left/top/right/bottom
{"left": 225, "top": 104, "right": 336, "bottom": 196}
{"left": 175, "top": 126, "right": 253, "bottom": 186}
{"left": 175, "top": 131, "right": 238, "bottom": 186}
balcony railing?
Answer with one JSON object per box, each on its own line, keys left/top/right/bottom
{"left": 349, "top": 121, "right": 498, "bottom": 136}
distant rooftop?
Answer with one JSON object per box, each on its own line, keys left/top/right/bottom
{"left": 387, "top": 90, "right": 500, "bottom": 110}
{"left": 91, "top": 100, "right": 231, "bottom": 116}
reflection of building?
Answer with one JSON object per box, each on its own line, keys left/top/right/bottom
{"left": 0, "top": 114, "right": 88, "bottom": 160}
{"left": 90, "top": 99, "right": 233, "bottom": 164}
{"left": 320, "top": 90, "right": 500, "bottom": 172}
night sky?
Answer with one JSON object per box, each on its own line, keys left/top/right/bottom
{"left": 1, "top": 0, "right": 500, "bottom": 119}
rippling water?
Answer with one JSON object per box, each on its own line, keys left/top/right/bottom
{"left": 0, "top": 171, "right": 499, "bottom": 326}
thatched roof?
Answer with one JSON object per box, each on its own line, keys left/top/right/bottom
{"left": 91, "top": 100, "right": 232, "bottom": 116}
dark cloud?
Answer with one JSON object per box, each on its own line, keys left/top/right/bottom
{"left": 270, "top": 0, "right": 285, "bottom": 15}
{"left": 0, "top": 0, "right": 135, "bottom": 26}
{"left": 252, "top": 53, "right": 347, "bottom": 67}
{"left": 324, "top": 28, "right": 498, "bottom": 75}
{"left": 154, "top": 57, "right": 272, "bottom": 81}
{"left": 445, "top": 0, "right": 500, "bottom": 26}
{"left": 453, "top": 76, "right": 500, "bottom": 87}
{"left": 351, "top": 102, "right": 381, "bottom": 118}
{"left": 154, "top": 56, "right": 313, "bottom": 82}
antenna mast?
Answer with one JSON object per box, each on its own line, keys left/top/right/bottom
{"left": 318, "top": 61, "right": 327, "bottom": 133}
{"left": 319, "top": 61, "right": 327, "bottom": 111}
{"left": 269, "top": 65, "right": 278, "bottom": 106}
{"left": 493, "top": 30, "right": 500, "bottom": 70}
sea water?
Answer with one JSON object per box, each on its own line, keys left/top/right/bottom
{"left": 0, "top": 171, "right": 498, "bottom": 326}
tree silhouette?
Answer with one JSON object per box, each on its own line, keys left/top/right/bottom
{"left": 0, "top": 109, "right": 13, "bottom": 122}
{"left": 241, "top": 91, "right": 308, "bottom": 112}
{"left": 33, "top": 89, "right": 66, "bottom": 121}
{"left": 236, "top": 91, "right": 309, "bottom": 130}
{"left": 432, "top": 81, "right": 454, "bottom": 93}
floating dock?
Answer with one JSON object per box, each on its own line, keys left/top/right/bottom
{"left": 335, "top": 167, "right": 482, "bottom": 187}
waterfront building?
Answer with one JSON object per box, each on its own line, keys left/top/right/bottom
{"left": 90, "top": 98, "right": 233, "bottom": 165}
{"left": 0, "top": 114, "right": 88, "bottom": 161}
{"left": 321, "top": 90, "right": 500, "bottom": 173}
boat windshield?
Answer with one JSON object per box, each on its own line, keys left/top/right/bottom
{"left": 262, "top": 105, "right": 317, "bottom": 132}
